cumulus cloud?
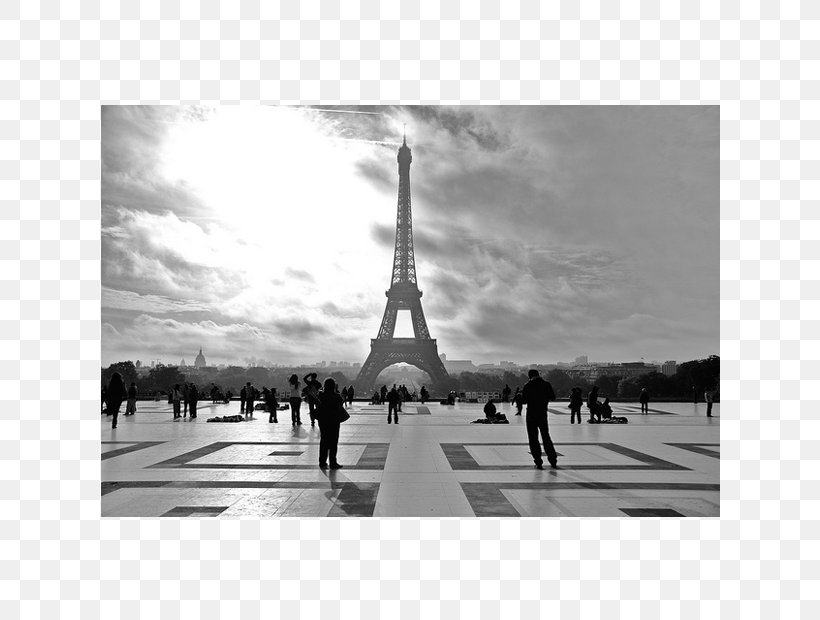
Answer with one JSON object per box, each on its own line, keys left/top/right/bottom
{"left": 102, "top": 105, "right": 718, "bottom": 366}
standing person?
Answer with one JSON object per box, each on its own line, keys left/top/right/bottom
{"left": 172, "top": 383, "right": 182, "bottom": 420}
{"left": 266, "top": 387, "right": 278, "bottom": 423}
{"left": 639, "top": 388, "right": 650, "bottom": 414}
{"left": 513, "top": 387, "right": 524, "bottom": 415}
{"left": 239, "top": 385, "right": 246, "bottom": 414}
{"left": 569, "top": 387, "right": 583, "bottom": 424}
{"left": 521, "top": 369, "right": 558, "bottom": 469}
{"left": 347, "top": 385, "right": 354, "bottom": 406}
{"left": 380, "top": 384, "right": 388, "bottom": 405}
{"left": 106, "top": 372, "right": 127, "bottom": 429}
{"left": 341, "top": 386, "right": 349, "bottom": 408}
{"left": 188, "top": 383, "right": 199, "bottom": 419}
{"left": 125, "top": 382, "right": 138, "bottom": 416}
{"left": 317, "top": 377, "right": 344, "bottom": 469}
{"left": 303, "top": 373, "right": 322, "bottom": 427}
{"left": 245, "top": 382, "right": 255, "bottom": 416}
{"left": 182, "top": 383, "right": 189, "bottom": 418}
{"left": 502, "top": 384, "right": 511, "bottom": 403}
{"left": 587, "top": 385, "right": 600, "bottom": 423}
{"left": 386, "top": 385, "right": 400, "bottom": 424}
{"left": 705, "top": 388, "right": 715, "bottom": 417}
{"left": 420, "top": 385, "right": 429, "bottom": 404}
{"left": 288, "top": 374, "right": 303, "bottom": 426}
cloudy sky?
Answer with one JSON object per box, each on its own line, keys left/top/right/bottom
{"left": 101, "top": 105, "right": 718, "bottom": 368}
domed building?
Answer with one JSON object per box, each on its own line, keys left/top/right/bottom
{"left": 194, "top": 348, "right": 207, "bottom": 368}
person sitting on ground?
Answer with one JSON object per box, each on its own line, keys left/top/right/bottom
{"left": 600, "top": 396, "right": 613, "bottom": 420}
{"left": 483, "top": 399, "right": 498, "bottom": 421}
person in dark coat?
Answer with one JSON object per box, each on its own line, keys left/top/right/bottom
{"left": 172, "top": 383, "right": 182, "bottom": 419}
{"left": 502, "top": 384, "right": 511, "bottom": 403}
{"left": 106, "top": 372, "right": 127, "bottom": 429}
{"left": 386, "top": 385, "right": 401, "bottom": 424}
{"left": 317, "top": 377, "right": 344, "bottom": 469}
{"left": 587, "top": 385, "right": 600, "bottom": 423}
{"left": 347, "top": 385, "right": 355, "bottom": 406}
{"left": 341, "top": 386, "right": 349, "bottom": 408}
{"left": 483, "top": 399, "right": 498, "bottom": 421}
{"left": 303, "top": 373, "right": 322, "bottom": 427}
{"left": 379, "top": 384, "right": 388, "bottom": 405}
{"left": 265, "top": 387, "right": 278, "bottom": 423}
{"left": 639, "top": 388, "right": 649, "bottom": 414}
{"left": 245, "top": 382, "right": 255, "bottom": 416}
{"left": 188, "top": 383, "right": 199, "bottom": 419}
{"left": 420, "top": 385, "right": 429, "bottom": 404}
{"left": 521, "top": 369, "right": 558, "bottom": 469}
{"left": 569, "top": 387, "right": 583, "bottom": 424}
{"left": 239, "top": 385, "right": 246, "bottom": 415}
{"left": 600, "top": 396, "right": 613, "bottom": 420}
{"left": 513, "top": 387, "right": 524, "bottom": 415}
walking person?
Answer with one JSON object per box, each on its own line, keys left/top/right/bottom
{"left": 420, "top": 385, "right": 429, "bottom": 404}
{"left": 245, "top": 382, "right": 255, "bottom": 417}
{"left": 303, "top": 373, "right": 322, "bottom": 427}
{"left": 587, "top": 385, "right": 600, "bottom": 423}
{"left": 125, "top": 382, "right": 138, "bottom": 416}
{"left": 188, "top": 383, "right": 199, "bottom": 419}
{"left": 522, "top": 369, "right": 558, "bottom": 469}
{"left": 317, "top": 377, "right": 344, "bottom": 470}
{"left": 288, "top": 374, "right": 303, "bottom": 426}
{"left": 347, "top": 385, "right": 354, "bottom": 407}
{"left": 386, "top": 385, "right": 400, "bottom": 424}
{"left": 106, "top": 372, "right": 127, "bottom": 429}
{"left": 341, "top": 386, "right": 349, "bottom": 408}
{"left": 639, "top": 388, "right": 650, "bottom": 414}
{"left": 513, "top": 387, "right": 524, "bottom": 415}
{"left": 569, "top": 387, "right": 583, "bottom": 424}
{"left": 172, "top": 383, "right": 182, "bottom": 420}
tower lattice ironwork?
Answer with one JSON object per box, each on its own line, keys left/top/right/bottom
{"left": 356, "top": 135, "right": 449, "bottom": 392}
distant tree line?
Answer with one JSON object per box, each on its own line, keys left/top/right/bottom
{"left": 102, "top": 355, "right": 719, "bottom": 401}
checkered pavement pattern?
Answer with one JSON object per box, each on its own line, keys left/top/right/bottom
{"left": 1, "top": 0, "right": 815, "bottom": 617}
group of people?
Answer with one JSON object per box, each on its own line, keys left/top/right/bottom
{"left": 102, "top": 372, "right": 137, "bottom": 429}
{"left": 369, "top": 383, "right": 428, "bottom": 406}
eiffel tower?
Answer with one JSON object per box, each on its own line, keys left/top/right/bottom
{"left": 356, "top": 134, "right": 449, "bottom": 392}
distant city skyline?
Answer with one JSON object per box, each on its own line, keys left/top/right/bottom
{"left": 102, "top": 105, "right": 718, "bottom": 367}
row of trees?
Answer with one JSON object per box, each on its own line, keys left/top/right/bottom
{"left": 102, "top": 355, "right": 719, "bottom": 401}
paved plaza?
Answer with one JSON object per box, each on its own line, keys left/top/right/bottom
{"left": 102, "top": 400, "right": 719, "bottom": 518}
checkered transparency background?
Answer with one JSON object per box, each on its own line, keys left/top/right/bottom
{"left": 1, "top": 0, "right": 815, "bottom": 617}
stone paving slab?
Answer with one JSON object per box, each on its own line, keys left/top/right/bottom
{"left": 102, "top": 401, "right": 719, "bottom": 517}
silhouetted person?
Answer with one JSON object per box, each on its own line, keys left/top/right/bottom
{"left": 502, "top": 384, "right": 511, "bottom": 403}
{"left": 303, "top": 373, "right": 321, "bottom": 427}
{"left": 265, "top": 387, "right": 278, "bottom": 423}
{"left": 587, "top": 386, "right": 600, "bottom": 423}
{"left": 125, "top": 382, "right": 137, "bottom": 416}
{"left": 239, "top": 385, "right": 246, "bottom": 414}
{"left": 420, "top": 385, "right": 429, "bottom": 404}
{"left": 522, "top": 369, "right": 558, "bottom": 469}
{"left": 569, "top": 387, "right": 583, "bottom": 424}
{"left": 189, "top": 383, "right": 199, "bottom": 419}
{"left": 172, "top": 383, "right": 182, "bottom": 419}
{"left": 705, "top": 388, "right": 715, "bottom": 417}
{"left": 347, "top": 385, "right": 354, "bottom": 406}
{"left": 386, "top": 386, "right": 400, "bottom": 424}
{"left": 288, "top": 374, "right": 303, "bottom": 426}
{"left": 513, "top": 387, "right": 524, "bottom": 415}
{"left": 341, "top": 386, "right": 349, "bottom": 407}
{"left": 483, "top": 399, "right": 498, "bottom": 421}
{"left": 106, "top": 372, "right": 127, "bottom": 429}
{"left": 182, "top": 383, "right": 189, "bottom": 418}
{"left": 600, "top": 396, "right": 612, "bottom": 420}
{"left": 380, "top": 384, "right": 387, "bottom": 405}
{"left": 318, "top": 377, "right": 344, "bottom": 469}
{"left": 211, "top": 383, "right": 219, "bottom": 404}
{"left": 639, "top": 388, "right": 649, "bottom": 414}
{"left": 245, "top": 382, "right": 255, "bottom": 416}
